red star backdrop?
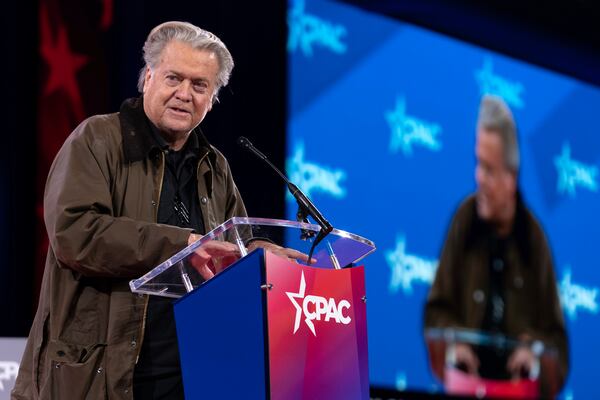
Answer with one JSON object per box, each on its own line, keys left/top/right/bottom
{"left": 35, "top": 0, "right": 113, "bottom": 301}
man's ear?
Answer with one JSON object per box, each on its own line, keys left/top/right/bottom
{"left": 142, "top": 67, "right": 152, "bottom": 93}
{"left": 208, "top": 91, "right": 218, "bottom": 111}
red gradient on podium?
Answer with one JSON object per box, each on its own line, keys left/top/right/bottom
{"left": 265, "top": 252, "right": 369, "bottom": 400}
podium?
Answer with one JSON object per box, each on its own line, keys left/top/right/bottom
{"left": 130, "top": 217, "right": 375, "bottom": 399}
{"left": 425, "top": 327, "right": 561, "bottom": 398}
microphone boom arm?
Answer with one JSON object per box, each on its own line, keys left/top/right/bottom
{"left": 237, "top": 136, "right": 333, "bottom": 241}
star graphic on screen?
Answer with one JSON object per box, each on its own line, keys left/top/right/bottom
{"left": 385, "top": 235, "right": 438, "bottom": 295}
{"left": 39, "top": 4, "right": 88, "bottom": 120}
{"left": 554, "top": 142, "right": 598, "bottom": 196}
{"left": 385, "top": 97, "right": 442, "bottom": 155}
{"left": 100, "top": 0, "right": 114, "bottom": 30}
{"left": 554, "top": 143, "right": 575, "bottom": 195}
{"left": 286, "top": 272, "right": 316, "bottom": 336}
{"left": 559, "top": 268, "right": 599, "bottom": 320}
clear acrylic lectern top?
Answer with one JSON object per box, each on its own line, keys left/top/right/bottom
{"left": 129, "top": 217, "right": 375, "bottom": 298}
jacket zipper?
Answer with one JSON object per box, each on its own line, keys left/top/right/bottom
{"left": 135, "top": 151, "right": 166, "bottom": 364}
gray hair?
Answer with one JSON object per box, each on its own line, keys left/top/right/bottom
{"left": 477, "top": 95, "right": 520, "bottom": 174}
{"left": 137, "top": 21, "right": 234, "bottom": 103}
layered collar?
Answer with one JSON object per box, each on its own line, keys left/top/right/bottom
{"left": 118, "top": 97, "right": 215, "bottom": 165}
{"left": 467, "top": 191, "right": 533, "bottom": 265}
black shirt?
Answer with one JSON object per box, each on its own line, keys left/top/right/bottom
{"left": 133, "top": 121, "right": 205, "bottom": 399}
{"left": 477, "top": 233, "right": 510, "bottom": 379}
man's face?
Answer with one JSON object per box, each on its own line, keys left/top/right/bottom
{"left": 475, "top": 128, "right": 516, "bottom": 223}
{"left": 142, "top": 40, "right": 219, "bottom": 143}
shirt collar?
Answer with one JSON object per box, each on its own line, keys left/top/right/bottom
{"left": 119, "top": 96, "right": 214, "bottom": 163}
{"left": 146, "top": 117, "right": 201, "bottom": 158}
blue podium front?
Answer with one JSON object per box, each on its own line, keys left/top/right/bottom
{"left": 174, "top": 249, "right": 269, "bottom": 399}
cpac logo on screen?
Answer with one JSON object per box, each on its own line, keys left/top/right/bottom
{"left": 386, "top": 97, "right": 442, "bottom": 156}
{"left": 286, "top": 272, "right": 352, "bottom": 336}
{"left": 287, "top": 0, "right": 347, "bottom": 57}
{"left": 554, "top": 142, "right": 598, "bottom": 197}
{"left": 286, "top": 141, "right": 347, "bottom": 200}
{"left": 559, "top": 268, "right": 599, "bottom": 320}
{"left": 0, "top": 361, "right": 19, "bottom": 391}
{"left": 386, "top": 235, "right": 438, "bottom": 295}
{"left": 475, "top": 57, "right": 525, "bottom": 109}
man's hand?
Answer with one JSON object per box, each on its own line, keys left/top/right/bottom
{"left": 247, "top": 240, "right": 314, "bottom": 264}
{"left": 453, "top": 343, "right": 480, "bottom": 376}
{"left": 187, "top": 234, "right": 241, "bottom": 280}
{"left": 507, "top": 346, "right": 536, "bottom": 379}
{"left": 188, "top": 233, "right": 202, "bottom": 245}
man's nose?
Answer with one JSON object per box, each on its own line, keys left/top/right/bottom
{"left": 175, "top": 80, "right": 193, "bottom": 101}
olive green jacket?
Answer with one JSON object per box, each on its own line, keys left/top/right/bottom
{"left": 424, "top": 194, "right": 568, "bottom": 394}
{"left": 12, "top": 98, "right": 247, "bottom": 399}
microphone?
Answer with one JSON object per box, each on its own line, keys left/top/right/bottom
{"left": 237, "top": 136, "right": 333, "bottom": 237}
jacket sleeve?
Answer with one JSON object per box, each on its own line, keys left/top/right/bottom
{"left": 44, "top": 117, "right": 192, "bottom": 278}
{"left": 424, "top": 201, "right": 469, "bottom": 329}
{"left": 531, "top": 235, "right": 569, "bottom": 391}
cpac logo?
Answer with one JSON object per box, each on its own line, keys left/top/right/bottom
{"left": 475, "top": 58, "right": 525, "bottom": 109}
{"left": 559, "top": 268, "right": 599, "bottom": 320}
{"left": 554, "top": 142, "right": 598, "bottom": 197}
{"left": 286, "top": 272, "right": 352, "bottom": 336}
{"left": 0, "top": 361, "right": 19, "bottom": 391}
{"left": 386, "top": 97, "right": 442, "bottom": 156}
{"left": 386, "top": 235, "right": 438, "bottom": 295}
{"left": 287, "top": 141, "right": 347, "bottom": 199}
{"left": 287, "top": 0, "right": 347, "bottom": 57}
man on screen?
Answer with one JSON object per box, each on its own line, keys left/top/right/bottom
{"left": 13, "top": 21, "right": 304, "bottom": 400}
{"left": 424, "top": 95, "right": 568, "bottom": 396}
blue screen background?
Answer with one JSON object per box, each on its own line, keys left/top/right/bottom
{"left": 286, "top": 1, "right": 600, "bottom": 398}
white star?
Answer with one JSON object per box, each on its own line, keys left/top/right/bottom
{"left": 286, "top": 272, "right": 316, "bottom": 336}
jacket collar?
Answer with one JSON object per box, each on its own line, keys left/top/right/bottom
{"left": 118, "top": 97, "right": 216, "bottom": 164}
{"left": 468, "top": 191, "right": 532, "bottom": 265}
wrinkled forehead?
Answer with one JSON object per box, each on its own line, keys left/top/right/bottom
{"left": 156, "top": 42, "right": 220, "bottom": 80}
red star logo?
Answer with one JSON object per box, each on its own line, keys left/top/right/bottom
{"left": 100, "top": 0, "right": 114, "bottom": 31}
{"left": 39, "top": 3, "right": 88, "bottom": 120}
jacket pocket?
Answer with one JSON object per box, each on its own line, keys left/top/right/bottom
{"left": 39, "top": 340, "right": 107, "bottom": 400}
